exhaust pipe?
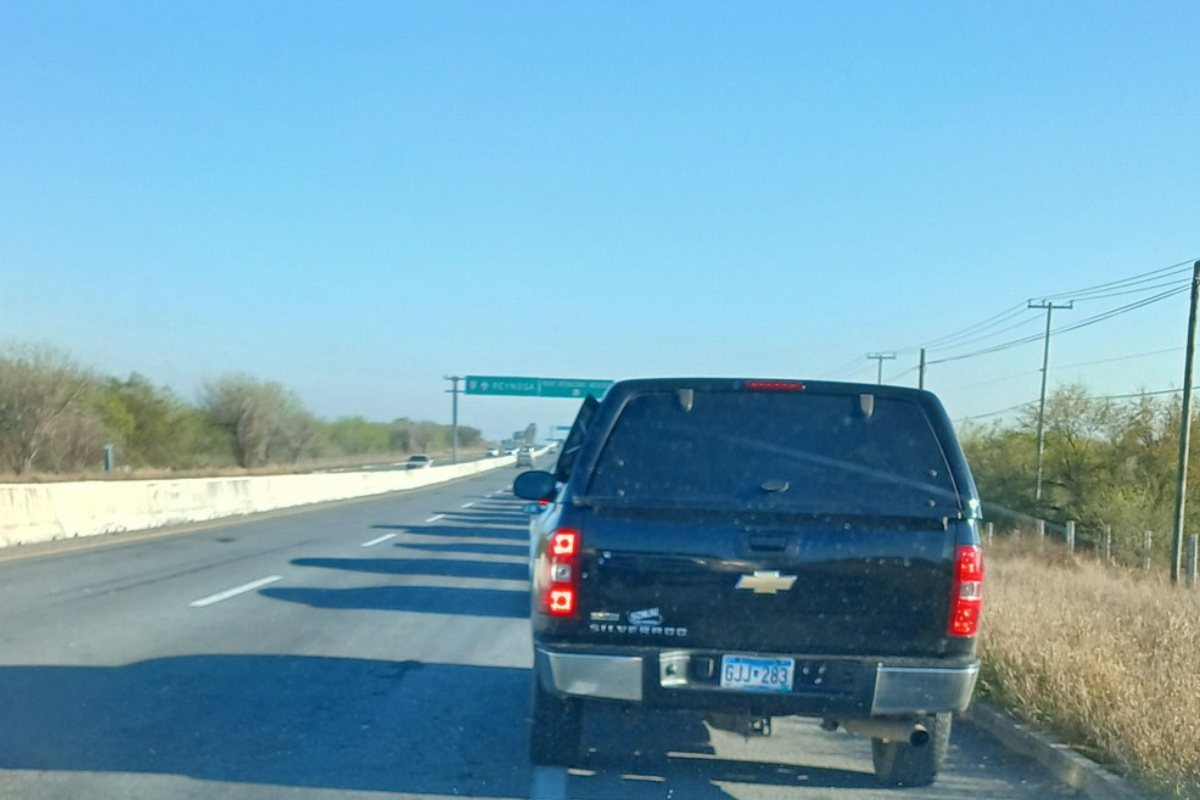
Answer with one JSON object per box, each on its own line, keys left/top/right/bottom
{"left": 836, "top": 718, "right": 929, "bottom": 746}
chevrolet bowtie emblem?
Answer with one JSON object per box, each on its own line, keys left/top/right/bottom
{"left": 735, "top": 570, "right": 797, "bottom": 595}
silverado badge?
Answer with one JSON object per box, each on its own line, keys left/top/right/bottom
{"left": 735, "top": 570, "right": 797, "bottom": 595}
{"left": 628, "top": 608, "right": 663, "bottom": 626}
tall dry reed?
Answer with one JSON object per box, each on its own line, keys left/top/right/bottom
{"left": 979, "top": 541, "right": 1200, "bottom": 798}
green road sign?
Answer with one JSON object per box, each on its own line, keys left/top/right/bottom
{"left": 464, "top": 376, "right": 540, "bottom": 396}
{"left": 539, "top": 378, "right": 614, "bottom": 398}
{"left": 465, "top": 375, "right": 613, "bottom": 398}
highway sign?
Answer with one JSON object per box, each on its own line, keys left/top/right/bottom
{"left": 539, "top": 378, "right": 614, "bottom": 398}
{"left": 463, "top": 376, "right": 540, "bottom": 396}
{"left": 465, "top": 376, "right": 613, "bottom": 398}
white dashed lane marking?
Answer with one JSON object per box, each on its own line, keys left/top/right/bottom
{"left": 461, "top": 502, "right": 475, "bottom": 509}
{"left": 189, "top": 575, "right": 282, "bottom": 608}
{"left": 425, "top": 514, "right": 445, "bottom": 523}
{"left": 361, "top": 533, "right": 397, "bottom": 548}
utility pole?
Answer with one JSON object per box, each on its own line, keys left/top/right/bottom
{"left": 867, "top": 353, "right": 896, "bottom": 385}
{"left": 918, "top": 348, "right": 927, "bottom": 390}
{"left": 1171, "top": 261, "right": 1200, "bottom": 584}
{"left": 1029, "top": 300, "right": 1073, "bottom": 503}
{"left": 443, "top": 375, "right": 461, "bottom": 464}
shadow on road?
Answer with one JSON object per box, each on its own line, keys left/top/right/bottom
{"left": 370, "top": 523, "right": 529, "bottom": 541}
{"left": 262, "top": 584, "right": 530, "bottom": 617}
{"left": 395, "top": 541, "right": 528, "bottom": 558}
{"left": 293, "top": 556, "right": 527, "bottom": 582}
{"left": 0, "top": 655, "right": 532, "bottom": 796}
{"left": 0, "top": 656, "right": 846, "bottom": 798}
{"left": 440, "top": 512, "right": 532, "bottom": 527}
{"left": 567, "top": 706, "right": 882, "bottom": 797}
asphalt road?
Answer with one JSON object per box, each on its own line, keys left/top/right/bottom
{"left": 0, "top": 470, "right": 1079, "bottom": 800}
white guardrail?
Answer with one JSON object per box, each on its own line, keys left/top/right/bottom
{"left": 0, "top": 453, "right": 537, "bottom": 549}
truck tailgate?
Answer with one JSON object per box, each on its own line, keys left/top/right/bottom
{"left": 576, "top": 508, "right": 959, "bottom": 656}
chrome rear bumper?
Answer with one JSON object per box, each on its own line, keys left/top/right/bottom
{"left": 536, "top": 646, "right": 979, "bottom": 714}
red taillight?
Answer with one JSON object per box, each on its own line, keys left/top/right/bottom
{"left": 745, "top": 380, "right": 806, "bottom": 391}
{"left": 543, "top": 528, "right": 580, "bottom": 617}
{"left": 947, "top": 544, "right": 984, "bottom": 637}
{"left": 550, "top": 530, "right": 577, "bottom": 557}
{"left": 547, "top": 588, "right": 575, "bottom": 615}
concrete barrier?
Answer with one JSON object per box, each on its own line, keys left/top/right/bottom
{"left": 0, "top": 455, "right": 523, "bottom": 549}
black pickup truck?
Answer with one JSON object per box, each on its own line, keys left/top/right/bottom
{"left": 513, "top": 378, "right": 984, "bottom": 786}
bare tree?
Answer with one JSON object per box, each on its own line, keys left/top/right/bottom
{"left": 43, "top": 405, "right": 108, "bottom": 473}
{"left": 201, "top": 374, "right": 312, "bottom": 468}
{"left": 272, "top": 402, "right": 319, "bottom": 463}
{"left": 0, "top": 345, "right": 97, "bottom": 474}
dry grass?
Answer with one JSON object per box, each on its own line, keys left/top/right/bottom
{"left": 980, "top": 540, "right": 1200, "bottom": 798}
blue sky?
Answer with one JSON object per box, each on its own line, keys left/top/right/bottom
{"left": 2, "top": 1, "right": 1198, "bottom": 440}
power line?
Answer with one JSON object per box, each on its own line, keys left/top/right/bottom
{"left": 830, "top": 257, "right": 1196, "bottom": 390}
{"left": 927, "top": 286, "right": 1188, "bottom": 366}
{"left": 1098, "top": 387, "right": 1185, "bottom": 400}
{"left": 954, "top": 400, "right": 1037, "bottom": 423}
{"left": 950, "top": 368, "right": 1043, "bottom": 392}
{"left": 890, "top": 303, "right": 1032, "bottom": 355}
{"left": 1062, "top": 276, "right": 1190, "bottom": 303}
{"left": 889, "top": 256, "right": 1197, "bottom": 363}
{"left": 821, "top": 357, "right": 874, "bottom": 381}
{"left": 912, "top": 313, "right": 1043, "bottom": 357}
{"left": 1051, "top": 285, "right": 1190, "bottom": 336}
{"left": 957, "top": 386, "right": 1191, "bottom": 425}
{"left": 933, "top": 348, "right": 1183, "bottom": 396}
{"left": 926, "top": 330, "right": 1046, "bottom": 365}
{"left": 1057, "top": 346, "right": 1184, "bottom": 370}
{"left": 1041, "top": 257, "right": 1197, "bottom": 303}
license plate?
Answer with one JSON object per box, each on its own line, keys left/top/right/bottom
{"left": 719, "top": 655, "right": 794, "bottom": 693}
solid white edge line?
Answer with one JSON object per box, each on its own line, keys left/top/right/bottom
{"left": 190, "top": 575, "right": 283, "bottom": 608}
{"left": 425, "top": 514, "right": 445, "bottom": 523}
{"left": 361, "top": 533, "right": 397, "bottom": 548}
{"left": 529, "top": 766, "right": 568, "bottom": 800}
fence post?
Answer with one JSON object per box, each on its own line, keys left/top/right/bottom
{"left": 1066, "top": 521, "right": 1076, "bottom": 555}
{"left": 1143, "top": 530, "right": 1153, "bottom": 571}
{"left": 1188, "top": 535, "right": 1198, "bottom": 590}
{"left": 1103, "top": 525, "right": 1112, "bottom": 564}
{"left": 1037, "top": 519, "right": 1046, "bottom": 541}
{"left": 986, "top": 522, "right": 994, "bottom": 544}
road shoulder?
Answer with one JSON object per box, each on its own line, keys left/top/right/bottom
{"left": 963, "top": 701, "right": 1157, "bottom": 800}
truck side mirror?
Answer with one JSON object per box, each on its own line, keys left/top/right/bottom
{"left": 514, "top": 470, "right": 557, "bottom": 501}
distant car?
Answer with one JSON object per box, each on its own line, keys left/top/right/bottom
{"left": 487, "top": 447, "right": 501, "bottom": 457}
{"left": 515, "top": 447, "right": 535, "bottom": 468}
{"left": 405, "top": 455, "right": 432, "bottom": 470}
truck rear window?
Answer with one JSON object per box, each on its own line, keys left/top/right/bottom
{"left": 586, "top": 389, "right": 960, "bottom": 517}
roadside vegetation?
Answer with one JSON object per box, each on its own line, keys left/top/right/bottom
{"left": 980, "top": 541, "right": 1200, "bottom": 798}
{"left": 0, "top": 343, "right": 484, "bottom": 479}
{"left": 961, "top": 383, "right": 1189, "bottom": 566}
{"left": 962, "top": 386, "right": 1200, "bottom": 797}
